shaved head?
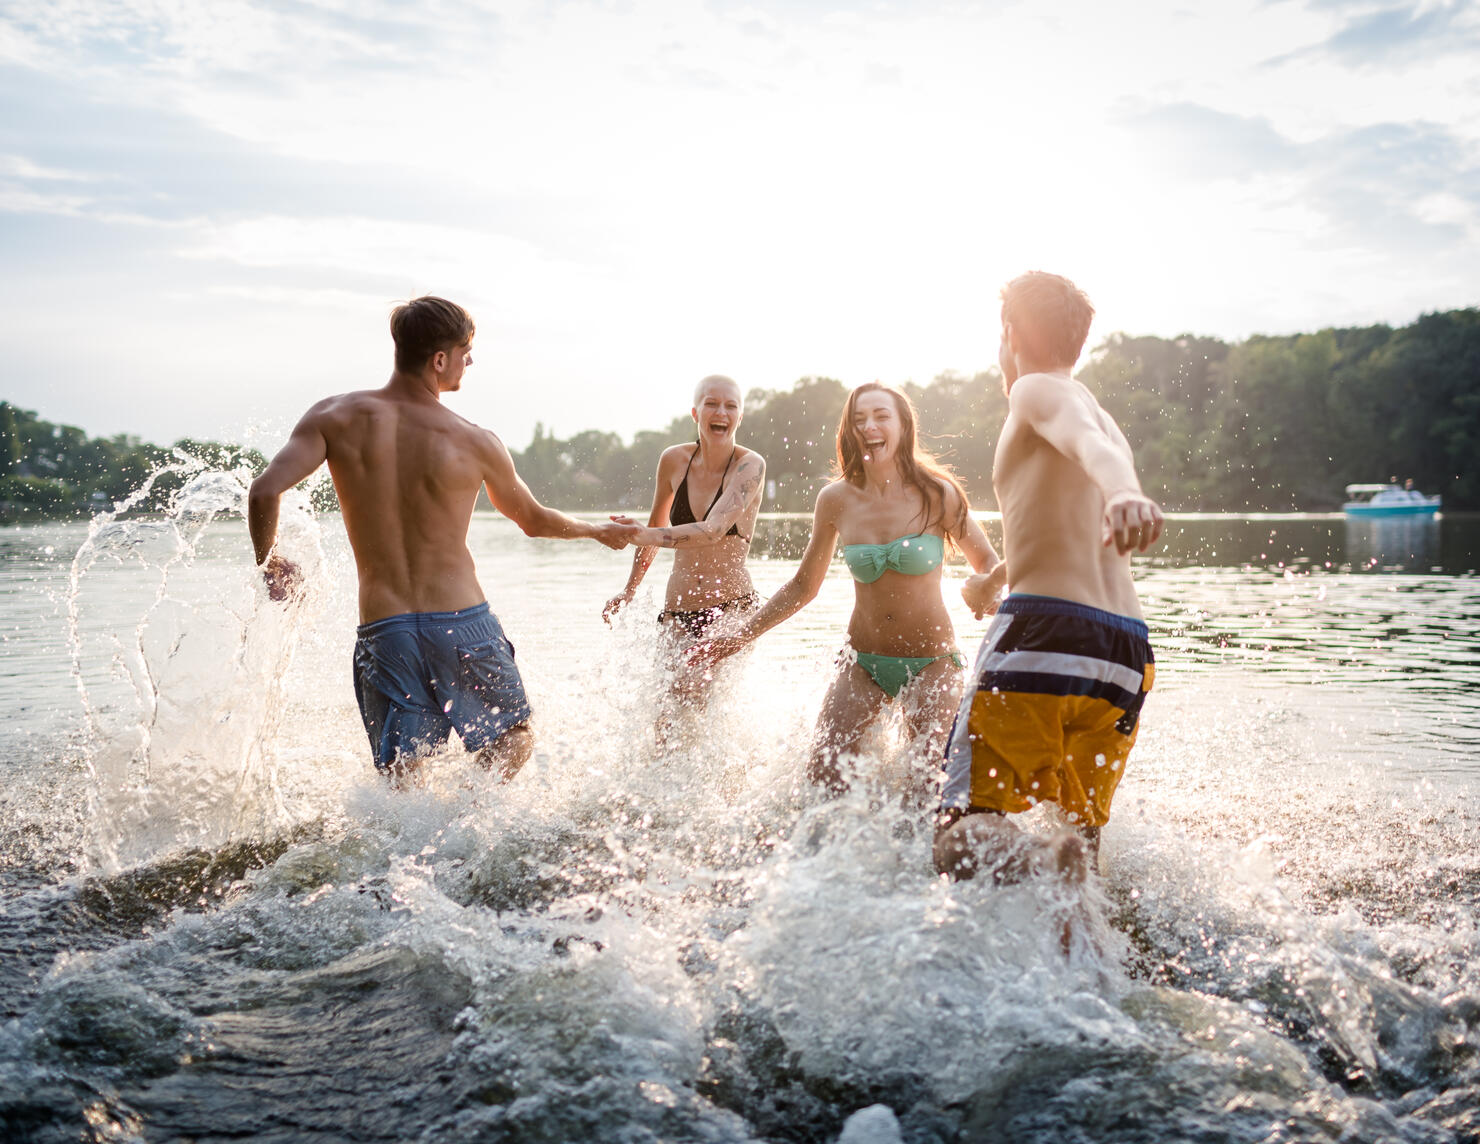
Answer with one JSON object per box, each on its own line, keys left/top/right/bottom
{"left": 693, "top": 374, "right": 741, "bottom": 408}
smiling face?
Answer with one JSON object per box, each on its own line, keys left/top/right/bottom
{"left": 836, "top": 383, "right": 930, "bottom": 490}
{"left": 850, "top": 389, "right": 902, "bottom": 464}
{"left": 691, "top": 376, "right": 743, "bottom": 444}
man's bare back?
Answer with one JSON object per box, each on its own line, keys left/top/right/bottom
{"left": 267, "top": 386, "right": 541, "bottom": 623}
{"left": 994, "top": 371, "right": 1152, "bottom": 618}
{"left": 247, "top": 296, "right": 634, "bottom": 780}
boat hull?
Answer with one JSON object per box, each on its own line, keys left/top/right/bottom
{"left": 1343, "top": 502, "right": 1441, "bottom": 517}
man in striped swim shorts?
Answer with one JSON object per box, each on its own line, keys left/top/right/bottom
{"left": 935, "top": 272, "right": 1163, "bottom": 883}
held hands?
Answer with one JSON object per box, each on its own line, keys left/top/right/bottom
{"left": 608, "top": 514, "right": 656, "bottom": 546}
{"left": 595, "top": 519, "right": 641, "bottom": 551}
{"left": 1103, "top": 491, "right": 1164, "bottom": 555}
{"left": 961, "top": 562, "right": 1009, "bottom": 620}
{"left": 261, "top": 552, "right": 303, "bottom": 602}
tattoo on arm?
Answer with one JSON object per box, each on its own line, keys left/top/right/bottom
{"left": 661, "top": 470, "right": 761, "bottom": 549}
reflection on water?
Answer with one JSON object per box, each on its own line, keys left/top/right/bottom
{"left": 1343, "top": 515, "right": 1443, "bottom": 571}
{"left": 1146, "top": 513, "right": 1477, "bottom": 575}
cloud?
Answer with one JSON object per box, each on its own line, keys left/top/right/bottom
{"left": 0, "top": 153, "right": 97, "bottom": 181}
{"left": 1, "top": 0, "right": 1476, "bottom": 447}
{"left": 1123, "top": 100, "right": 1480, "bottom": 256}
{"left": 1269, "top": 0, "right": 1480, "bottom": 65}
{"left": 180, "top": 213, "right": 616, "bottom": 327}
{"left": 1129, "top": 103, "right": 1297, "bottom": 178}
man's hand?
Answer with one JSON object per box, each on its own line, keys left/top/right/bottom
{"left": 962, "top": 563, "right": 1009, "bottom": 619}
{"left": 602, "top": 591, "right": 633, "bottom": 624}
{"left": 594, "top": 520, "right": 638, "bottom": 550}
{"left": 261, "top": 553, "right": 303, "bottom": 602}
{"left": 1103, "top": 491, "right": 1164, "bottom": 555}
{"left": 608, "top": 514, "right": 658, "bottom": 547}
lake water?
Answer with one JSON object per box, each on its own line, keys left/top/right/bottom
{"left": 2, "top": 471, "right": 1478, "bottom": 1143}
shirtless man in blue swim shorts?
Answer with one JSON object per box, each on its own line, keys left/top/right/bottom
{"left": 934, "top": 272, "right": 1163, "bottom": 883}
{"left": 248, "top": 296, "right": 635, "bottom": 783}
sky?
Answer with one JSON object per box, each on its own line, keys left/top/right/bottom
{"left": 1, "top": 0, "right": 1477, "bottom": 455}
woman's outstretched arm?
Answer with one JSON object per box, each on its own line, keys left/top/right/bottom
{"left": 610, "top": 453, "right": 765, "bottom": 549}
{"left": 686, "top": 483, "right": 841, "bottom": 668}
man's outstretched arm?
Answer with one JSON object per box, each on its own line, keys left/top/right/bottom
{"left": 477, "top": 429, "right": 635, "bottom": 549}
{"left": 248, "top": 407, "right": 330, "bottom": 597}
{"left": 1009, "top": 375, "right": 1163, "bottom": 554}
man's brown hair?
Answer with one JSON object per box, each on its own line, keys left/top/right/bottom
{"left": 1000, "top": 272, "right": 1095, "bottom": 370}
{"left": 390, "top": 296, "right": 476, "bottom": 373}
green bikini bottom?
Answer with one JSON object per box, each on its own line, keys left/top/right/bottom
{"left": 853, "top": 650, "right": 967, "bottom": 698}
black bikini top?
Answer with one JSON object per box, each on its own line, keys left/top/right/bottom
{"left": 671, "top": 445, "right": 744, "bottom": 538}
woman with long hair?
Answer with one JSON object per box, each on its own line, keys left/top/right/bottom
{"left": 688, "top": 382, "right": 1004, "bottom": 792}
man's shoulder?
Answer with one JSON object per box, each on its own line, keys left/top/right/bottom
{"left": 1011, "top": 371, "right": 1078, "bottom": 398}
{"left": 307, "top": 387, "right": 393, "bottom": 419}
{"left": 1008, "top": 372, "right": 1102, "bottom": 420}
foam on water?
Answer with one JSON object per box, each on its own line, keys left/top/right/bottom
{"left": 3, "top": 492, "right": 1479, "bottom": 1141}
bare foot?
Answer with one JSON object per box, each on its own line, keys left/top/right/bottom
{"left": 1047, "top": 830, "right": 1089, "bottom": 884}
{"left": 1043, "top": 831, "right": 1090, "bottom": 954}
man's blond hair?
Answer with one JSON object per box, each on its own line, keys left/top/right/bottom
{"left": 1000, "top": 272, "right": 1095, "bottom": 370}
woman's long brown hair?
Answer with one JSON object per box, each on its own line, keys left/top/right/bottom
{"left": 834, "top": 382, "right": 971, "bottom": 540}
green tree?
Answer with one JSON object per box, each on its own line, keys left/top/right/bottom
{"left": 738, "top": 376, "right": 849, "bottom": 511}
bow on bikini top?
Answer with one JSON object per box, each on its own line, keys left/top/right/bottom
{"left": 842, "top": 532, "right": 945, "bottom": 583}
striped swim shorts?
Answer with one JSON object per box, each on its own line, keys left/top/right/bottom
{"left": 942, "top": 594, "right": 1154, "bottom": 829}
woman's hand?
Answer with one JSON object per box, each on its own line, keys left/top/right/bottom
{"left": 684, "top": 634, "right": 746, "bottom": 670}
{"left": 961, "top": 563, "right": 1008, "bottom": 619}
{"left": 609, "top": 514, "right": 658, "bottom": 547}
{"left": 602, "top": 590, "right": 633, "bottom": 624}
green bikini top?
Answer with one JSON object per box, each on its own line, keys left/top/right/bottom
{"left": 842, "top": 532, "right": 945, "bottom": 583}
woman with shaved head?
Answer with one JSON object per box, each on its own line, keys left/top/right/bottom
{"left": 604, "top": 376, "right": 767, "bottom": 724}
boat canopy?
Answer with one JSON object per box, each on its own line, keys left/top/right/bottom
{"left": 1345, "top": 484, "right": 1394, "bottom": 496}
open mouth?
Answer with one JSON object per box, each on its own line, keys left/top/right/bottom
{"left": 708, "top": 422, "right": 730, "bottom": 434}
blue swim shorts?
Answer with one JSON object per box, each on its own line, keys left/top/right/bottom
{"left": 352, "top": 602, "right": 532, "bottom": 771}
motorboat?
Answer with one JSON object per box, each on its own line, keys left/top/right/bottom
{"left": 1342, "top": 483, "right": 1441, "bottom": 517}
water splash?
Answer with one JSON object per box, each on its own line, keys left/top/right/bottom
{"left": 5, "top": 517, "right": 1480, "bottom": 1141}
{"left": 66, "top": 457, "right": 330, "bottom": 870}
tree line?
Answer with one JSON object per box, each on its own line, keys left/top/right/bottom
{"left": 0, "top": 402, "right": 269, "bottom": 523}
{"left": 4, "top": 307, "right": 1476, "bottom": 524}
{"left": 508, "top": 307, "right": 1480, "bottom": 513}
